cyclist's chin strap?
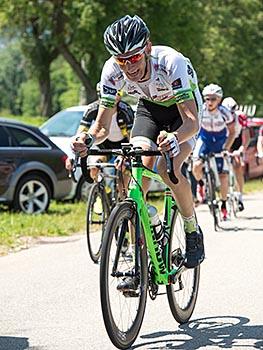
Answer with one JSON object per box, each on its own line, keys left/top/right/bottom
{"left": 138, "top": 55, "right": 150, "bottom": 82}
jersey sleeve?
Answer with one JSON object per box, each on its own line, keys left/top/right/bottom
{"left": 117, "top": 101, "right": 135, "bottom": 130}
{"left": 219, "top": 105, "right": 235, "bottom": 124}
{"left": 167, "top": 55, "right": 196, "bottom": 104}
{"left": 100, "top": 59, "right": 123, "bottom": 109}
{"left": 78, "top": 101, "right": 99, "bottom": 132}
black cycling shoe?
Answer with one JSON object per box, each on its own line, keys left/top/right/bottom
{"left": 184, "top": 228, "right": 205, "bottom": 269}
{"left": 117, "top": 274, "right": 139, "bottom": 292}
{"left": 238, "top": 200, "right": 244, "bottom": 211}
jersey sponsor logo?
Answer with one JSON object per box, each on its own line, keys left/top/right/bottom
{"left": 153, "top": 63, "right": 171, "bottom": 75}
{"left": 109, "top": 72, "right": 123, "bottom": 86}
{"left": 152, "top": 93, "right": 171, "bottom": 101}
{"left": 174, "top": 91, "right": 193, "bottom": 103}
{"left": 128, "top": 89, "right": 140, "bottom": 95}
{"left": 172, "top": 78, "right": 183, "bottom": 90}
{"left": 102, "top": 85, "right": 117, "bottom": 96}
{"left": 187, "top": 65, "right": 194, "bottom": 78}
{"left": 127, "top": 86, "right": 140, "bottom": 95}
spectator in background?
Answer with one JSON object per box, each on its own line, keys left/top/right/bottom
{"left": 257, "top": 125, "right": 263, "bottom": 161}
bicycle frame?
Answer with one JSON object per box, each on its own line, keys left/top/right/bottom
{"left": 128, "top": 155, "right": 180, "bottom": 285}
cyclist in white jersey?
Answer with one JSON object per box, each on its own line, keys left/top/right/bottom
{"left": 192, "top": 84, "right": 236, "bottom": 220}
{"left": 222, "top": 97, "right": 250, "bottom": 211}
{"left": 72, "top": 15, "right": 204, "bottom": 282}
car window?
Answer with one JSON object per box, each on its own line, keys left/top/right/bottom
{"left": 0, "top": 126, "right": 12, "bottom": 146}
{"left": 40, "top": 110, "right": 84, "bottom": 137}
{"left": 8, "top": 127, "right": 46, "bottom": 147}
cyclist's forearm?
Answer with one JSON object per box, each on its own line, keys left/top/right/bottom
{"left": 224, "top": 122, "right": 236, "bottom": 150}
{"left": 242, "top": 129, "right": 250, "bottom": 150}
{"left": 88, "top": 122, "right": 109, "bottom": 145}
{"left": 176, "top": 100, "right": 199, "bottom": 143}
{"left": 174, "top": 118, "right": 199, "bottom": 144}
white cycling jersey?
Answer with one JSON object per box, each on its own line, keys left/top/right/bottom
{"left": 100, "top": 45, "right": 202, "bottom": 116}
{"left": 200, "top": 104, "right": 234, "bottom": 133}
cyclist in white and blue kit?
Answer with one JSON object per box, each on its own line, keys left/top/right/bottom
{"left": 192, "top": 84, "right": 236, "bottom": 220}
{"left": 72, "top": 15, "right": 205, "bottom": 287}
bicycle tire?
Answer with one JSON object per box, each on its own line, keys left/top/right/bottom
{"left": 206, "top": 170, "right": 220, "bottom": 231}
{"left": 166, "top": 209, "right": 200, "bottom": 323}
{"left": 86, "top": 182, "right": 110, "bottom": 263}
{"left": 100, "top": 201, "right": 148, "bottom": 349}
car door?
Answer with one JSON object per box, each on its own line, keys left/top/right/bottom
{"left": 0, "top": 125, "right": 20, "bottom": 196}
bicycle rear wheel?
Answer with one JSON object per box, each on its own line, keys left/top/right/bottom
{"left": 100, "top": 201, "right": 148, "bottom": 349}
{"left": 166, "top": 209, "right": 200, "bottom": 324}
{"left": 86, "top": 183, "right": 110, "bottom": 263}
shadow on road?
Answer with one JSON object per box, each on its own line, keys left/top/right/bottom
{"left": 132, "top": 316, "right": 263, "bottom": 349}
{"left": 0, "top": 336, "right": 29, "bottom": 350}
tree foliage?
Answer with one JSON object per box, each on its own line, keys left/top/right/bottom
{"left": 0, "top": 0, "right": 262, "bottom": 116}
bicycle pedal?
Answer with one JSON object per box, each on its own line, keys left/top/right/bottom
{"left": 123, "top": 291, "right": 139, "bottom": 298}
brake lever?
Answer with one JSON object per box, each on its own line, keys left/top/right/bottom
{"left": 164, "top": 153, "right": 178, "bottom": 184}
{"left": 68, "top": 153, "right": 79, "bottom": 183}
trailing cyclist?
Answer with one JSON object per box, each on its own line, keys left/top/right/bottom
{"left": 192, "top": 84, "right": 236, "bottom": 220}
{"left": 257, "top": 125, "right": 263, "bottom": 161}
{"left": 222, "top": 97, "right": 250, "bottom": 211}
{"left": 72, "top": 15, "right": 205, "bottom": 284}
{"left": 67, "top": 83, "right": 134, "bottom": 198}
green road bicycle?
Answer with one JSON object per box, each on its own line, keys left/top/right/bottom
{"left": 81, "top": 145, "right": 201, "bottom": 350}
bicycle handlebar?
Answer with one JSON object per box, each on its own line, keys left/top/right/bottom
{"left": 78, "top": 143, "right": 178, "bottom": 185}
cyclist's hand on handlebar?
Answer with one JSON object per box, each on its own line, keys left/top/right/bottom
{"left": 114, "top": 156, "right": 124, "bottom": 171}
{"left": 65, "top": 157, "right": 74, "bottom": 171}
{"left": 157, "top": 130, "right": 180, "bottom": 157}
{"left": 70, "top": 132, "right": 94, "bottom": 157}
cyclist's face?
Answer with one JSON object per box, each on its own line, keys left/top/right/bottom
{"left": 115, "top": 42, "right": 151, "bottom": 82}
{"left": 204, "top": 95, "right": 221, "bottom": 111}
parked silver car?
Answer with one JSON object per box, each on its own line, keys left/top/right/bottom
{"left": 40, "top": 105, "right": 91, "bottom": 200}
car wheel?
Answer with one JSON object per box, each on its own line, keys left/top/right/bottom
{"left": 13, "top": 174, "right": 51, "bottom": 214}
{"left": 75, "top": 176, "right": 92, "bottom": 201}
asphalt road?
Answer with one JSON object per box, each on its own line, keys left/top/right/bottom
{"left": 0, "top": 192, "right": 263, "bottom": 350}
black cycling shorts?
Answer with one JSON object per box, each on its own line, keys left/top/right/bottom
{"left": 231, "top": 134, "right": 242, "bottom": 151}
{"left": 99, "top": 137, "right": 129, "bottom": 150}
{"left": 131, "top": 99, "right": 182, "bottom": 142}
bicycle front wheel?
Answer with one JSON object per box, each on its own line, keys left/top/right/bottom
{"left": 100, "top": 201, "right": 148, "bottom": 349}
{"left": 166, "top": 209, "right": 200, "bottom": 324}
{"left": 86, "top": 183, "right": 110, "bottom": 263}
{"left": 206, "top": 170, "right": 220, "bottom": 231}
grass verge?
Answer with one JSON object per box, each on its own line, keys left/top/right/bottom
{"left": 0, "top": 178, "right": 262, "bottom": 255}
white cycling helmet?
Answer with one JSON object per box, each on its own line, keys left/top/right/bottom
{"left": 222, "top": 97, "right": 237, "bottom": 111}
{"left": 202, "top": 83, "right": 223, "bottom": 98}
{"left": 104, "top": 15, "right": 150, "bottom": 56}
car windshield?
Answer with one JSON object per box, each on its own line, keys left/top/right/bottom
{"left": 40, "top": 110, "right": 84, "bottom": 137}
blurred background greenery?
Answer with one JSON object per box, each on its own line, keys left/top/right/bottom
{"left": 0, "top": 0, "right": 262, "bottom": 118}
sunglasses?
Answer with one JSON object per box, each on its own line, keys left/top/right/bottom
{"left": 114, "top": 52, "right": 144, "bottom": 66}
{"left": 205, "top": 97, "right": 217, "bottom": 102}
